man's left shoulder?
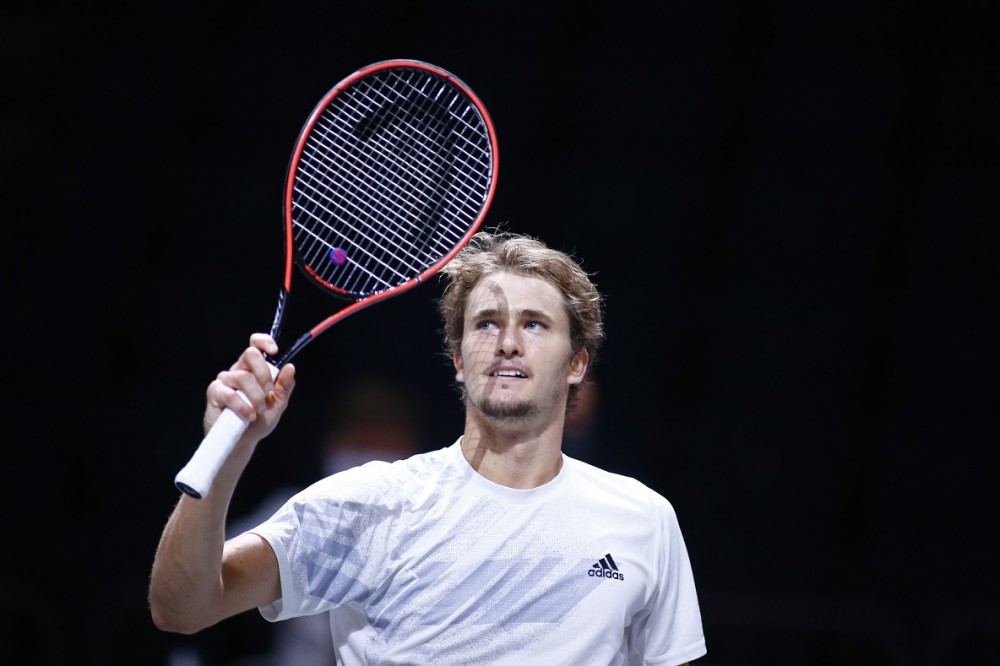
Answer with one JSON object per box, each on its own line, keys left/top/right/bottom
{"left": 565, "top": 456, "right": 674, "bottom": 512}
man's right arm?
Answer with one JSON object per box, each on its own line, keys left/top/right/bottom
{"left": 148, "top": 334, "right": 295, "bottom": 633}
{"left": 149, "top": 495, "right": 281, "bottom": 633}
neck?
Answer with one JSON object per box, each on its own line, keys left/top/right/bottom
{"left": 460, "top": 411, "right": 565, "bottom": 489}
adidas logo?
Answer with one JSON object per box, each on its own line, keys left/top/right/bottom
{"left": 588, "top": 553, "right": 624, "bottom": 581}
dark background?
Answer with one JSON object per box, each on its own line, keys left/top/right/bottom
{"left": 3, "top": 2, "right": 997, "bottom": 664}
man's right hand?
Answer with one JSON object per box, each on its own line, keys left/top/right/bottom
{"left": 204, "top": 333, "right": 296, "bottom": 444}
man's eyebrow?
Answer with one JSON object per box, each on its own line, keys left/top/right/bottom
{"left": 470, "top": 306, "right": 501, "bottom": 320}
{"left": 520, "top": 308, "right": 554, "bottom": 322}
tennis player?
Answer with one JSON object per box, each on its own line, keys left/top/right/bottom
{"left": 150, "top": 231, "right": 707, "bottom": 665}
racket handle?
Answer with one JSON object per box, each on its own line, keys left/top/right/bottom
{"left": 174, "top": 365, "right": 280, "bottom": 499}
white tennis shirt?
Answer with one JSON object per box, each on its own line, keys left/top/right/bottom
{"left": 251, "top": 440, "right": 706, "bottom": 665}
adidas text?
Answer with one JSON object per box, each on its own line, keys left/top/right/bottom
{"left": 588, "top": 568, "right": 624, "bottom": 580}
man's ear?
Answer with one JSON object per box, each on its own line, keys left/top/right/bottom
{"left": 567, "top": 348, "right": 589, "bottom": 385}
{"left": 453, "top": 349, "right": 465, "bottom": 383}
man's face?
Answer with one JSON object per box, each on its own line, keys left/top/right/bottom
{"left": 454, "top": 272, "right": 587, "bottom": 424}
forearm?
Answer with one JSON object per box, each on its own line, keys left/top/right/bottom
{"left": 149, "top": 438, "right": 257, "bottom": 633}
{"left": 151, "top": 336, "right": 294, "bottom": 632}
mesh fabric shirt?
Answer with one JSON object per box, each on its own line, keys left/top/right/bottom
{"left": 251, "top": 440, "right": 706, "bottom": 665}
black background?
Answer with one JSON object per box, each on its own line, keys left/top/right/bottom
{"left": 3, "top": 2, "right": 997, "bottom": 664}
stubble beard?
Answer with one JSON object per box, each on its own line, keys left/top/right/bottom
{"left": 470, "top": 391, "right": 536, "bottom": 422}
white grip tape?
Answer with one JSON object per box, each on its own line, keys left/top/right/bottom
{"left": 174, "top": 363, "right": 280, "bottom": 499}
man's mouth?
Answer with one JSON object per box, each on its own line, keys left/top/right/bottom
{"left": 490, "top": 369, "right": 526, "bottom": 378}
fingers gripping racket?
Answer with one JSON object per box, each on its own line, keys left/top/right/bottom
{"left": 174, "top": 59, "right": 498, "bottom": 498}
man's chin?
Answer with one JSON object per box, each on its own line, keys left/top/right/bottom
{"left": 478, "top": 398, "right": 534, "bottom": 421}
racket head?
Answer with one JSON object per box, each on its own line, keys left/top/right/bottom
{"left": 282, "top": 59, "right": 498, "bottom": 309}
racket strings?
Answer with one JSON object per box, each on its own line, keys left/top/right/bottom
{"left": 292, "top": 67, "right": 493, "bottom": 297}
{"left": 319, "top": 74, "right": 479, "bottom": 269}
{"left": 297, "top": 125, "right": 446, "bottom": 289}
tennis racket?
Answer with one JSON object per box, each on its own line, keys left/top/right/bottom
{"left": 174, "top": 59, "right": 498, "bottom": 499}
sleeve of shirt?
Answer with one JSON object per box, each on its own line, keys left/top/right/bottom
{"left": 631, "top": 495, "right": 707, "bottom": 665}
{"left": 249, "top": 462, "right": 399, "bottom": 623}
{"left": 250, "top": 484, "right": 326, "bottom": 623}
